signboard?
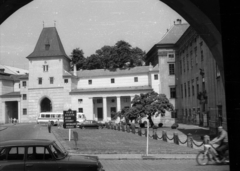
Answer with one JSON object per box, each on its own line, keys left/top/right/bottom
{"left": 63, "top": 109, "right": 76, "bottom": 129}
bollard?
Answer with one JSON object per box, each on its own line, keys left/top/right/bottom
{"left": 126, "top": 125, "right": 129, "bottom": 132}
{"left": 174, "top": 132, "right": 179, "bottom": 145}
{"left": 138, "top": 127, "right": 142, "bottom": 136}
{"left": 73, "top": 131, "right": 78, "bottom": 147}
{"left": 203, "top": 135, "right": 210, "bottom": 144}
{"left": 132, "top": 125, "right": 135, "bottom": 134}
{"left": 122, "top": 125, "right": 125, "bottom": 132}
{"left": 187, "top": 133, "right": 193, "bottom": 148}
{"left": 162, "top": 130, "right": 167, "bottom": 142}
{"left": 153, "top": 128, "right": 157, "bottom": 140}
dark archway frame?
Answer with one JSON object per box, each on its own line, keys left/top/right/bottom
{"left": 1, "top": 0, "right": 239, "bottom": 169}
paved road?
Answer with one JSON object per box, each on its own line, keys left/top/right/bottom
{"left": 100, "top": 160, "right": 229, "bottom": 171}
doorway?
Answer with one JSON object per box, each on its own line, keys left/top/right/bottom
{"left": 5, "top": 101, "right": 18, "bottom": 123}
{"left": 97, "top": 108, "right": 103, "bottom": 121}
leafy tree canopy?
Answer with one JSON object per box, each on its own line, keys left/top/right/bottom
{"left": 70, "top": 48, "right": 85, "bottom": 70}
{"left": 124, "top": 91, "right": 174, "bottom": 120}
{"left": 70, "top": 40, "right": 146, "bottom": 70}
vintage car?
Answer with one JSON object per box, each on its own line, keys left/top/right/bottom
{"left": 78, "top": 120, "right": 104, "bottom": 129}
{"left": 0, "top": 139, "right": 104, "bottom": 171}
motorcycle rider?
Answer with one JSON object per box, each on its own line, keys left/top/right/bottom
{"left": 209, "top": 126, "right": 228, "bottom": 160}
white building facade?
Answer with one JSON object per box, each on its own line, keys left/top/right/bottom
{"left": 0, "top": 27, "right": 164, "bottom": 124}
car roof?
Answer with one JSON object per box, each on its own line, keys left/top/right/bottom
{"left": 0, "top": 139, "right": 54, "bottom": 147}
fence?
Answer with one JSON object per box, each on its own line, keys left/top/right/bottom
{"left": 105, "top": 123, "right": 208, "bottom": 149}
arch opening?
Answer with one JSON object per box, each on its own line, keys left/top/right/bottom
{"left": 40, "top": 97, "right": 52, "bottom": 112}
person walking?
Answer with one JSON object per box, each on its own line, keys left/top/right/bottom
{"left": 57, "top": 119, "right": 60, "bottom": 129}
{"left": 48, "top": 120, "right": 52, "bottom": 133}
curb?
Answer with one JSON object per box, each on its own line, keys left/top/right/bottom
{"left": 0, "top": 127, "right": 8, "bottom": 131}
{"left": 68, "top": 153, "right": 197, "bottom": 160}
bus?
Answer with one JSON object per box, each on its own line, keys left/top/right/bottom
{"left": 37, "top": 112, "right": 86, "bottom": 126}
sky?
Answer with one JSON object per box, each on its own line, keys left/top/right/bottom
{"left": 0, "top": 0, "right": 186, "bottom": 70}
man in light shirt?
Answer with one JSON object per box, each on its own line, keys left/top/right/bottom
{"left": 210, "top": 126, "right": 228, "bottom": 160}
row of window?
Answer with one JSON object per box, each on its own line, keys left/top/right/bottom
{"left": 20, "top": 79, "right": 69, "bottom": 87}
{"left": 87, "top": 75, "right": 159, "bottom": 85}
{"left": 78, "top": 98, "right": 130, "bottom": 104}
{"left": 36, "top": 78, "right": 68, "bottom": 85}
{"left": 179, "top": 42, "right": 204, "bottom": 75}
{"left": 180, "top": 77, "right": 205, "bottom": 99}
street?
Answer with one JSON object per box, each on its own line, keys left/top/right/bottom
{"left": 0, "top": 124, "right": 230, "bottom": 171}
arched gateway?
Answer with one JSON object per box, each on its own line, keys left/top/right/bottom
{"left": 40, "top": 97, "right": 52, "bottom": 112}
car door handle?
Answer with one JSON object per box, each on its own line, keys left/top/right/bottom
{"left": 26, "top": 164, "right": 34, "bottom": 167}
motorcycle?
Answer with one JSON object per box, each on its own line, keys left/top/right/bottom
{"left": 196, "top": 143, "right": 229, "bottom": 165}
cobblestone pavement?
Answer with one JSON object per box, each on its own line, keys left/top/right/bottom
{"left": 100, "top": 160, "right": 229, "bottom": 171}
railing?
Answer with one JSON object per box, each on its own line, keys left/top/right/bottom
{"left": 105, "top": 123, "right": 206, "bottom": 149}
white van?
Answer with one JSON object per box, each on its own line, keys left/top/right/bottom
{"left": 37, "top": 112, "right": 86, "bottom": 126}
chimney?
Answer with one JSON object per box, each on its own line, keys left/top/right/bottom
{"left": 73, "top": 64, "right": 77, "bottom": 76}
{"left": 176, "top": 19, "right": 182, "bottom": 24}
{"left": 0, "top": 69, "right": 5, "bottom": 73}
{"left": 149, "top": 62, "right": 153, "bottom": 71}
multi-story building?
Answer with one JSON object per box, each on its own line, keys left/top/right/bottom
{"left": 146, "top": 21, "right": 189, "bottom": 126}
{"left": 1, "top": 27, "right": 174, "bottom": 125}
{"left": 175, "top": 25, "right": 226, "bottom": 134}
{"left": 146, "top": 20, "right": 226, "bottom": 134}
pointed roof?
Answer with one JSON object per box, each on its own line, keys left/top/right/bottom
{"left": 157, "top": 23, "right": 189, "bottom": 45}
{"left": 27, "top": 27, "right": 70, "bottom": 59}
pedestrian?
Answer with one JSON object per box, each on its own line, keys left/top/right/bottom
{"left": 57, "top": 119, "right": 60, "bottom": 129}
{"left": 13, "top": 118, "right": 16, "bottom": 124}
{"left": 48, "top": 120, "right": 52, "bottom": 133}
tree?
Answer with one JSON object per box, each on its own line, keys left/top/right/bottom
{"left": 83, "top": 54, "right": 102, "bottom": 70}
{"left": 130, "top": 47, "right": 146, "bottom": 67}
{"left": 78, "top": 40, "right": 146, "bottom": 70}
{"left": 70, "top": 48, "right": 85, "bottom": 70}
{"left": 124, "top": 91, "right": 174, "bottom": 120}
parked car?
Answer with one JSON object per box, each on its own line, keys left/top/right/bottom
{"left": 0, "top": 139, "right": 105, "bottom": 171}
{"left": 78, "top": 120, "right": 103, "bottom": 129}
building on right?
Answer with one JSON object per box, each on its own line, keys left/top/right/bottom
{"left": 146, "top": 20, "right": 226, "bottom": 135}
{"left": 175, "top": 25, "right": 226, "bottom": 134}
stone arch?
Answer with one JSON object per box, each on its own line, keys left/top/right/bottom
{"left": 39, "top": 96, "right": 52, "bottom": 112}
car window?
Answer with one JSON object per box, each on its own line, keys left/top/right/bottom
{"left": 8, "top": 147, "right": 24, "bottom": 160}
{"left": 0, "top": 148, "right": 7, "bottom": 160}
{"left": 27, "top": 146, "right": 52, "bottom": 160}
{"left": 49, "top": 144, "right": 65, "bottom": 159}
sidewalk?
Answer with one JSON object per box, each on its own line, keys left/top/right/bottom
{"left": 69, "top": 153, "right": 197, "bottom": 160}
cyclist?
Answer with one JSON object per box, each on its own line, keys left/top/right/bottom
{"left": 209, "top": 126, "right": 228, "bottom": 160}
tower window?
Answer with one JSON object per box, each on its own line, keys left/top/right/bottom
{"left": 38, "top": 78, "right": 42, "bottom": 85}
{"left": 43, "top": 65, "right": 49, "bottom": 72}
{"left": 45, "top": 44, "right": 50, "bottom": 50}
{"left": 50, "top": 77, "right": 54, "bottom": 84}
